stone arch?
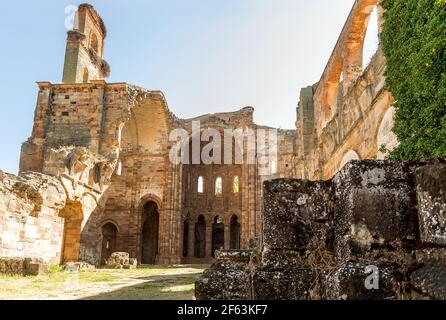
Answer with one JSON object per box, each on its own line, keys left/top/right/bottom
{"left": 319, "top": 0, "right": 382, "bottom": 125}
{"left": 118, "top": 90, "right": 173, "bottom": 160}
{"left": 343, "top": 0, "right": 381, "bottom": 80}
{"left": 211, "top": 215, "right": 224, "bottom": 257}
{"left": 339, "top": 150, "right": 361, "bottom": 170}
{"left": 322, "top": 57, "right": 343, "bottom": 119}
{"left": 376, "top": 106, "right": 398, "bottom": 160}
{"left": 194, "top": 215, "right": 206, "bottom": 258}
{"left": 100, "top": 222, "right": 118, "bottom": 264}
{"left": 138, "top": 194, "right": 162, "bottom": 212}
{"left": 59, "top": 200, "right": 84, "bottom": 264}
{"left": 230, "top": 215, "right": 241, "bottom": 250}
{"left": 180, "top": 126, "right": 245, "bottom": 166}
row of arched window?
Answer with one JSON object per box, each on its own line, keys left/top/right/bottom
{"left": 197, "top": 175, "right": 240, "bottom": 195}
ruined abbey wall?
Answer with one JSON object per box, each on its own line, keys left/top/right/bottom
{"left": 295, "top": 0, "right": 397, "bottom": 181}
{"left": 0, "top": 0, "right": 420, "bottom": 271}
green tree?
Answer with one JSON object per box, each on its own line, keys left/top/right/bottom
{"left": 381, "top": 0, "right": 446, "bottom": 160}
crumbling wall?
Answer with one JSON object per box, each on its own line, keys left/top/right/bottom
{"left": 0, "top": 146, "right": 118, "bottom": 266}
{"left": 0, "top": 171, "right": 66, "bottom": 264}
{"left": 195, "top": 160, "right": 446, "bottom": 300}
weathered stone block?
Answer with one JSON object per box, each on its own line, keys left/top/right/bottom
{"left": 195, "top": 255, "right": 251, "bottom": 300}
{"left": 262, "top": 249, "right": 306, "bottom": 269}
{"left": 263, "top": 179, "right": 334, "bottom": 250}
{"left": 0, "top": 257, "right": 48, "bottom": 276}
{"left": 333, "top": 161, "right": 417, "bottom": 262}
{"left": 411, "top": 262, "right": 446, "bottom": 300}
{"left": 252, "top": 267, "right": 316, "bottom": 300}
{"left": 415, "top": 163, "right": 446, "bottom": 245}
{"left": 415, "top": 249, "right": 446, "bottom": 264}
{"left": 105, "top": 252, "right": 129, "bottom": 269}
{"left": 322, "top": 262, "right": 398, "bottom": 300}
{"left": 215, "top": 249, "right": 253, "bottom": 263}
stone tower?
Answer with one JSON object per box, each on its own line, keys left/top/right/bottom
{"left": 62, "top": 4, "right": 110, "bottom": 84}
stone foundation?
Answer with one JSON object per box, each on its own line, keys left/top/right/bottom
{"left": 0, "top": 257, "right": 48, "bottom": 276}
{"left": 195, "top": 160, "right": 446, "bottom": 300}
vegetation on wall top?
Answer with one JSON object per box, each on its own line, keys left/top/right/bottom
{"left": 381, "top": 0, "right": 446, "bottom": 160}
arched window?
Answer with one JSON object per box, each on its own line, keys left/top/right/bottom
{"left": 215, "top": 177, "right": 223, "bottom": 195}
{"left": 90, "top": 33, "right": 99, "bottom": 53}
{"left": 197, "top": 176, "right": 204, "bottom": 193}
{"left": 233, "top": 176, "right": 239, "bottom": 193}
{"left": 83, "top": 68, "right": 89, "bottom": 83}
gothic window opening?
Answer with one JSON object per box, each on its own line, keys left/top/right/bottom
{"left": 233, "top": 176, "right": 239, "bottom": 193}
{"left": 198, "top": 176, "right": 204, "bottom": 193}
{"left": 215, "top": 177, "right": 223, "bottom": 195}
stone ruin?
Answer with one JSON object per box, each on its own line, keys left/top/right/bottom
{"left": 195, "top": 159, "right": 446, "bottom": 300}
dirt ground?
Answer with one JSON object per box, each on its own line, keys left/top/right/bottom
{"left": 0, "top": 265, "right": 207, "bottom": 300}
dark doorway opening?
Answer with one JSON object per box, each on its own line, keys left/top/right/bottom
{"left": 141, "top": 201, "right": 159, "bottom": 264}
{"left": 194, "top": 215, "right": 206, "bottom": 258}
{"left": 230, "top": 215, "right": 241, "bottom": 249}
{"left": 101, "top": 222, "right": 118, "bottom": 265}
{"left": 212, "top": 216, "right": 224, "bottom": 257}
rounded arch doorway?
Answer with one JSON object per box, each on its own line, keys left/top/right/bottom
{"left": 101, "top": 222, "right": 118, "bottom": 265}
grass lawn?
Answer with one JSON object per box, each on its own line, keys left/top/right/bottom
{"left": 0, "top": 265, "right": 207, "bottom": 300}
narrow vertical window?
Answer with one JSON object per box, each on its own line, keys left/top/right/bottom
{"left": 215, "top": 177, "right": 223, "bottom": 195}
{"left": 117, "top": 126, "right": 122, "bottom": 147}
{"left": 116, "top": 161, "right": 122, "bottom": 176}
{"left": 271, "top": 160, "right": 277, "bottom": 174}
{"left": 233, "top": 176, "right": 239, "bottom": 193}
{"left": 198, "top": 176, "right": 204, "bottom": 193}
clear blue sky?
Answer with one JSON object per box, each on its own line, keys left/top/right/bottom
{"left": 0, "top": 0, "right": 365, "bottom": 174}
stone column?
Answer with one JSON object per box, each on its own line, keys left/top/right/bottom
{"left": 224, "top": 225, "right": 230, "bottom": 250}
{"left": 205, "top": 224, "right": 213, "bottom": 258}
{"left": 187, "top": 222, "right": 195, "bottom": 258}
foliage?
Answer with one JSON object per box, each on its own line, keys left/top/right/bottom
{"left": 381, "top": 0, "right": 446, "bottom": 160}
